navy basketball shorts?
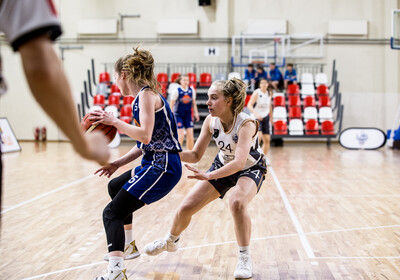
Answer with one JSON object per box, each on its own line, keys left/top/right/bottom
{"left": 207, "top": 155, "right": 267, "bottom": 199}
{"left": 175, "top": 114, "right": 193, "bottom": 129}
{"left": 258, "top": 115, "right": 271, "bottom": 135}
{"left": 122, "top": 151, "right": 182, "bottom": 204}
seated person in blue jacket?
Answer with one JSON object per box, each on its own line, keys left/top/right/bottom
{"left": 284, "top": 63, "right": 297, "bottom": 89}
{"left": 244, "top": 63, "right": 256, "bottom": 87}
{"left": 254, "top": 65, "right": 267, "bottom": 88}
{"left": 268, "top": 62, "right": 283, "bottom": 91}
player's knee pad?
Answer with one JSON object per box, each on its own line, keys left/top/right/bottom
{"left": 107, "top": 178, "right": 121, "bottom": 198}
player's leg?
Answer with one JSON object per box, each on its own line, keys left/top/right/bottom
{"left": 144, "top": 180, "right": 220, "bottom": 255}
{"left": 96, "top": 189, "right": 145, "bottom": 280}
{"left": 185, "top": 127, "right": 194, "bottom": 150}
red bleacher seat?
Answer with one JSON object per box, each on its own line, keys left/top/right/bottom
{"left": 273, "top": 120, "right": 288, "bottom": 135}
{"left": 110, "top": 84, "right": 120, "bottom": 94}
{"left": 303, "top": 96, "right": 316, "bottom": 108}
{"left": 273, "top": 96, "right": 286, "bottom": 107}
{"left": 120, "top": 116, "right": 132, "bottom": 124}
{"left": 316, "top": 84, "right": 329, "bottom": 95}
{"left": 288, "top": 107, "right": 302, "bottom": 120}
{"left": 318, "top": 95, "right": 331, "bottom": 108}
{"left": 305, "top": 119, "right": 319, "bottom": 135}
{"left": 99, "top": 72, "right": 110, "bottom": 83}
{"left": 157, "top": 73, "right": 168, "bottom": 84}
{"left": 120, "top": 105, "right": 133, "bottom": 118}
{"left": 123, "top": 95, "right": 134, "bottom": 106}
{"left": 244, "top": 95, "right": 251, "bottom": 107}
{"left": 288, "top": 95, "right": 301, "bottom": 107}
{"left": 158, "top": 83, "right": 168, "bottom": 97}
{"left": 171, "top": 73, "right": 181, "bottom": 83}
{"left": 187, "top": 72, "right": 197, "bottom": 89}
{"left": 93, "top": 94, "right": 105, "bottom": 108}
{"left": 199, "top": 72, "right": 212, "bottom": 87}
{"left": 321, "top": 120, "right": 335, "bottom": 135}
{"left": 108, "top": 94, "right": 120, "bottom": 108}
{"left": 287, "top": 84, "right": 300, "bottom": 95}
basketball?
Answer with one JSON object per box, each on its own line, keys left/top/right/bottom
{"left": 81, "top": 113, "right": 117, "bottom": 144}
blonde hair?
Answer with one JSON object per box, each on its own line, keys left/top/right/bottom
{"left": 212, "top": 78, "right": 247, "bottom": 116}
{"left": 114, "top": 46, "right": 158, "bottom": 93}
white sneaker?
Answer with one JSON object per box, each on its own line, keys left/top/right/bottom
{"left": 144, "top": 236, "right": 180, "bottom": 256}
{"left": 94, "top": 268, "right": 127, "bottom": 280}
{"left": 104, "top": 241, "right": 140, "bottom": 261}
{"left": 233, "top": 254, "right": 252, "bottom": 279}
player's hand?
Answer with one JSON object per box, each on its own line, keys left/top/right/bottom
{"left": 89, "top": 110, "right": 117, "bottom": 126}
{"left": 185, "top": 164, "right": 210, "bottom": 180}
{"left": 194, "top": 113, "right": 200, "bottom": 122}
{"left": 94, "top": 161, "right": 119, "bottom": 178}
{"left": 83, "top": 132, "right": 110, "bottom": 166}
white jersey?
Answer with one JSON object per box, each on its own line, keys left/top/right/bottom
{"left": 253, "top": 89, "right": 271, "bottom": 118}
{"left": 209, "top": 112, "right": 264, "bottom": 170}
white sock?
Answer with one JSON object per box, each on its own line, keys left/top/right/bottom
{"left": 108, "top": 256, "right": 124, "bottom": 271}
{"left": 238, "top": 245, "right": 250, "bottom": 255}
{"left": 125, "top": 229, "right": 133, "bottom": 244}
{"left": 166, "top": 232, "right": 180, "bottom": 242}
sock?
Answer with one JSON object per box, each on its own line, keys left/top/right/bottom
{"left": 124, "top": 229, "right": 133, "bottom": 244}
{"left": 238, "top": 245, "right": 250, "bottom": 255}
{"left": 166, "top": 232, "right": 180, "bottom": 242}
{"left": 109, "top": 256, "right": 124, "bottom": 271}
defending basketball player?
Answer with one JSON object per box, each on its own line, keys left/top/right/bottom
{"left": 89, "top": 46, "right": 182, "bottom": 280}
{"left": 144, "top": 78, "right": 267, "bottom": 279}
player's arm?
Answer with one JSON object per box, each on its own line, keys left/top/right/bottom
{"left": 206, "top": 121, "right": 255, "bottom": 180}
{"left": 180, "top": 115, "right": 212, "bottom": 163}
{"left": 246, "top": 91, "right": 259, "bottom": 117}
{"left": 19, "top": 35, "right": 110, "bottom": 165}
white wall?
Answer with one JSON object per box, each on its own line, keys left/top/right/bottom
{"left": 0, "top": 0, "right": 399, "bottom": 140}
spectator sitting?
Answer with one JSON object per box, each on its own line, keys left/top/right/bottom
{"left": 268, "top": 62, "right": 283, "bottom": 90}
{"left": 254, "top": 65, "right": 267, "bottom": 88}
{"left": 244, "top": 63, "right": 256, "bottom": 89}
{"left": 284, "top": 63, "right": 297, "bottom": 89}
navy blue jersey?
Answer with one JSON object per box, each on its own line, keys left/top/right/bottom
{"left": 174, "top": 86, "right": 194, "bottom": 117}
{"left": 132, "top": 87, "right": 182, "bottom": 152}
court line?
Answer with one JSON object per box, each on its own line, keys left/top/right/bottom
{"left": 21, "top": 261, "right": 104, "bottom": 280}
{"left": 1, "top": 175, "right": 95, "bottom": 215}
{"left": 21, "top": 223, "right": 400, "bottom": 279}
{"left": 290, "top": 194, "right": 400, "bottom": 198}
{"left": 269, "top": 167, "right": 315, "bottom": 258}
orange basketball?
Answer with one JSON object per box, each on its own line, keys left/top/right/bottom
{"left": 81, "top": 113, "right": 117, "bottom": 144}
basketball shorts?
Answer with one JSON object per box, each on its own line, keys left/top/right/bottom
{"left": 122, "top": 151, "right": 182, "bottom": 204}
{"left": 175, "top": 114, "right": 194, "bottom": 129}
{"left": 258, "top": 115, "right": 271, "bottom": 135}
{"left": 207, "top": 155, "right": 267, "bottom": 199}
{"left": 0, "top": 0, "right": 62, "bottom": 51}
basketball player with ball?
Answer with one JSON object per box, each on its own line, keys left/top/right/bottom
{"left": 90, "top": 46, "right": 182, "bottom": 280}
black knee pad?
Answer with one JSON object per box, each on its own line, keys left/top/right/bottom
{"left": 107, "top": 170, "right": 132, "bottom": 198}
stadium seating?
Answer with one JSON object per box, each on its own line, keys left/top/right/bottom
{"left": 315, "top": 73, "right": 328, "bottom": 86}
{"left": 170, "top": 72, "right": 181, "bottom": 83}
{"left": 110, "top": 84, "right": 121, "bottom": 95}
{"left": 301, "top": 73, "right": 314, "bottom": 84}
{"left": 303, "top": 96, "right": 316, "bottom": 108}
{"left": 287, "top": 84, "right": 300, "bottom": 95}
{"left": 318, "top": 95, "right": 331, "bottom": 108}
{"left": 99, "top": 72, "right": 110, "bottom": 84}
{"left": 272, "top": 107, "right": 287, "bottom": 122}
{"left": 157, "top": 73, "right": 168, "bottom": 84}
{"left": 188, "top": 72, "right": 197, "bottom": 88}
{"left": 316, "top": 84, "right": 329, "bottom": 95}
{"left": 288, "top": 95, "right": 301, "bottom": 107}
{"left": 228, "top": 72, "right": 241, "bottom": 79}
{"left": 321, "top": 120, "right": 335, "bottom": 135}
{"left": 319, "top": 107, "right": 333, "bottom": 122}
{"left": 273, "top": 120, "right": 288, "bottom": 135}
{"left": 105, "top": 105, "right": 119, "bottom": 117}
{"left": 199, "top": 72, "right": 212, "bottom": 87}
{"left": 244, "top": 95, "right": 252, "bottom": 107}
{"left": 93, "top": 94, "right": 105, "bottom": 108}
{"left": 305, "top": 119, "right": 319, "bottom": 135}
{"left": 303, "top": 107, "right": 318, "bottom": 122}
{"left": 288, "top": 107, "right": 302, "bottom": 120}
{"left": 96, "top": 83, "right": 108, "bottom": 96}
{"left": 273, "top": 96, "right": 286, "bottom": 107}
{"left": 108, "top": 94, "right": 120, "bottom": 108}
{"left": 289, "top": 119, "right": 304, "bottom": 135}
{"left": 273, "top": 92, "right": 285, "bottom": 99}
{"left": 120, "top": 105, "right": 133, "bottom": 118}
{"left": 301, "top": 84, "right": 315, "bottom": 98}
{"left": 123, "top": 95, "right": 134, "bottom": 106}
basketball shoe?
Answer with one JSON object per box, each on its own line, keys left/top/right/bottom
{"left": 144, "top": 235, "right": 180, "bottom": 256}
{"left": 233, "top": 253, "right": 252, "bottom": 278}
{"left": 94, "top": 268, "right": 127, "bottom": 280}
{"left": 104, "top": 240, "right": 140, "bottom": 261}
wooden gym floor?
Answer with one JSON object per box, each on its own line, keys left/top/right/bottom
{"left": 1, "top": 141, "right": 400, "bottom": 279}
